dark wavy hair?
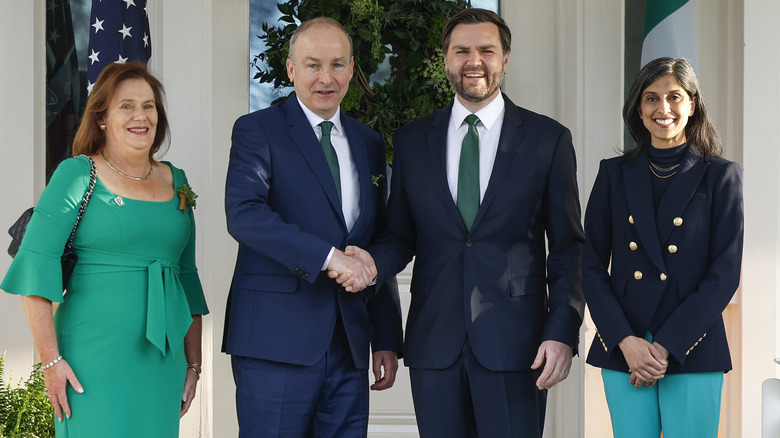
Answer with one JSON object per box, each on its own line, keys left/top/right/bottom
{"left": 623, "top": 57, "right": 721, "bottom": 160}
{"left": 442, "top": 8, "right": 511, "bottom": 55}
{"left": 72, "top": 62, "right": 170, "bottom": 161}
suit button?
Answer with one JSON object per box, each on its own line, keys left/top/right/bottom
{"left": 465, "top": 240, "right": 472, "bottom": 247}
{"left": 668, "top": 245, "right": 678, "bottom": 254}
{"left": 634, "top": 271, "right": 643, "bottom": 280}
{"left": 673, "top": 217, "right": 683, "bottom": 226}
{"left": 628, "top": 215, "right": 634, "bottom": 224}
{"left": 660, "top": 273, "right": 667, "bottom": 281}
{"left": 629, "top": 241, "right": 638, "bottom": 251}
{"left": 293, "top": 268, "right": 308, "bottom": 278}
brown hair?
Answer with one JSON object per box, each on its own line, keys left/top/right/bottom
{"left": 441, "top": 8, "right": 511, "bottom": 55}
{"left": 72, "top": 62, "right": 170, "bottom": 161}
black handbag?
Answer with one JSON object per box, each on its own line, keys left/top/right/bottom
{"left": 7, "top": 156, "right": 97, "bottom": 288}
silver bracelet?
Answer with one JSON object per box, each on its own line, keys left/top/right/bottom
{"left": 41, "top": 355, "right": 63, "bottom": 370}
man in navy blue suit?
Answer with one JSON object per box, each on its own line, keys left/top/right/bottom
{"left": 336, "top": 8, "right": 585, "bottom": 438}
{"left": 223, "top": 17, "right": 403, "bottom": 438}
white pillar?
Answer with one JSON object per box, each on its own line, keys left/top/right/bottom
{"left": 0, "top": 0, "right": 46, "bottom": 385}
{"left": 501, "top": 1, "right": 625, "bottom": 436}
{"left": 148, "top": 0, "right": 248, "bottom": 436}
{"left": 742, "top": 1, "right": 780, "bottom": 437}
{"left": 205, "top": 1, "right": 249, "bottom": 435}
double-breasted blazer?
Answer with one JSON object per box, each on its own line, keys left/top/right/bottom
{"left": 222, "top": 95, "right": 403, "bottom": 369}
{"left": 583, "top": 146, "right": 743, "bottom": 374}
{"left": 371, "top": 94, "right": 585, "bottom": 371}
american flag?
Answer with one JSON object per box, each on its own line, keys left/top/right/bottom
{"left": 86, "top": 0, "right": 151, "bottom": 94}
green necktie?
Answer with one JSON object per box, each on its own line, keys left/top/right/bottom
{"left": 319, "top": 121, "right": 341, "bottom": 202}
{"left": 457, "top": 114, "right": 480, "bottom": 231}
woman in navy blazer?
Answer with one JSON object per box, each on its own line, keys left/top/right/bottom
{"left": 583, "top": 57, "right": 743, "bottom": 437}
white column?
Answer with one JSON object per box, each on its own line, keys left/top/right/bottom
{"left": 206, "top": 1, "right": 248, "bottom": 436}
{"left": 696, "top": 2, "right": 745, "bottom": 435}
{"left": 501, "top": 1, "right": 625, "bottom": 436}
{"left": 0, "top": 0, "right": 46, "bottom": 385}
{"left": 575, "top": 1, "right": 625, "bottom": 436}
{"left": 742, "top": 1, "right": 780, "bottom": 437}
{"left": 149, "top": 0, "right": 248, "bottom": 435}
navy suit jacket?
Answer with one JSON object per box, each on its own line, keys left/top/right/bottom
{"left": 222, "top": 95, "right": 403, "bottom": 369}
{"left": 583, "top": 146, "right": 743, "bottom": 373}
{"left": 371, "top": 94, "right": 585, "bottom": 371}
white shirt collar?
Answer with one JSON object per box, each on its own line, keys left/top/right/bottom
{"left": 297, "top": 96, "right": 344, "bottom": 134}
{"left": 451, "top": 92, "right": 505, "bottom": 131}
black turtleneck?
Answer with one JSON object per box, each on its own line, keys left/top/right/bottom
{"left": 648, "top": 143, "right": 688, "bottom": 211}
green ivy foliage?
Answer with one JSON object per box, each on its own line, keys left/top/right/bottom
{"left": 0, "top": 353, "right": 54, "bottom": 438}
{"left": 253, "top": 0, "right": 471, "bottom": 162}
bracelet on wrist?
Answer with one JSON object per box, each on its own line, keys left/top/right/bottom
{"left": 186, "top": 362, "right": 202, "bottom": 375}
{"left": 41, "top": 355, "right": 63, "bottom": 370}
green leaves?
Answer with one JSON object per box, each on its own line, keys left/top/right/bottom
{"left": 176, "top": 184, "right": 198, "bottom": 210}
{"left": 252, "top": 0, "right": 471, "bottom": 162}
{"left": 0, "top": 353, "right": 54, "bottom": 438}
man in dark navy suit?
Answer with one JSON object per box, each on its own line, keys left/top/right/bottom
{"left": 223, "top": 17, "right": 403, "bottom": 438}
{"left": 336, "top": 8, "right": 585, "bottom": 438}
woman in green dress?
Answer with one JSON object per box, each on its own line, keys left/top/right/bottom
{"left": 1, "top": 62, "right": 209, "bottom": 437}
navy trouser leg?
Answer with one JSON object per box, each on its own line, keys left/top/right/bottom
{"left": 410, "top": 339, "right": 546, "bottom": 438}
{"left": 232, "top": 318, "right": 367, "bottom": 438}
{"left": 310, "top": 318, "right": 369, "bottom": 438}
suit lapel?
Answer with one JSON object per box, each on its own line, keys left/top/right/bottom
{"left": 656, "top": 147, "right": 709, "bottom": 243}
{"left": 474, "top": 96, "right": 524, "bottom": 229}
{"left": 623, "top": 148, "right": 666, "bottom": 273}
{"left": 427, "top": 103, "right": 466, "bottom": 229}
{"left": 284, "top": 96, "right": 346, "bottom": 226}
{"left": 343, "top": 116, "right": 372, "bottom": 237}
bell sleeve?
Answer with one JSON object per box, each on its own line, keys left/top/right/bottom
{"left": 1, "top": 157, "right": 92, "bottom": 302}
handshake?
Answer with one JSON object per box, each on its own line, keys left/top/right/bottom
{"left": 327, "top": 245, "right": 376, "bottom": 293}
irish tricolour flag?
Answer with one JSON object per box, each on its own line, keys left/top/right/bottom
{"left": 641, "top": 0, "right": 698, "bottom": 71}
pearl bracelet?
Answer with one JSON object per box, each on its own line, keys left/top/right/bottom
{"left": 41, "top": 355, "right": 63, "bottom": 370}
{"left": 186, "top": 362, "right": 202, "bottom": 375}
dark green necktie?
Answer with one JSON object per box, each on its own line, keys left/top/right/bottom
{"left": 457, "top": 114, "right": 480, "bottom": 231}
{"left": 319, "top": 121, "right": 341, "bottom": 202}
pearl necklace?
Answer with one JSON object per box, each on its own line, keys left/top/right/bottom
{"left": 101, "top": 150, "right": 153, "bottom": 181}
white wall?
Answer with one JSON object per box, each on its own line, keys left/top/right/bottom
{"left": 742, "top": 1, "right": 780, "bottom": 437}
{"left": 696, "top": 2, "right": 745, "bottom": 436}
{"left": 148, "top": 0, "right": 248, "bottom": 435}
{"left": 503, "top": 1, "right": 624, "bottom": 435}
{"left": 0, "top": 0, "right": 45, "bottom": 387}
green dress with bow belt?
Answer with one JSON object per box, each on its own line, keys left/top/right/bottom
{"left": 1, "top": 156, "right": 209, "bottom": 437}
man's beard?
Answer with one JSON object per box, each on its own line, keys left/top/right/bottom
{"left": 447, "top": 66, "right": 503, "bottom": 103}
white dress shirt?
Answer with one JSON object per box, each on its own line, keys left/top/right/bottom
{"left": 297, "top": 97, "right": 361, "bottom": 270}
{"left": 446, "top": 93, "right": 506, "bottom": 204}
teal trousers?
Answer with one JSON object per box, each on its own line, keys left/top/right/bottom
{"left": 602, "top": 368, "right": 723, "bottom": 438}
